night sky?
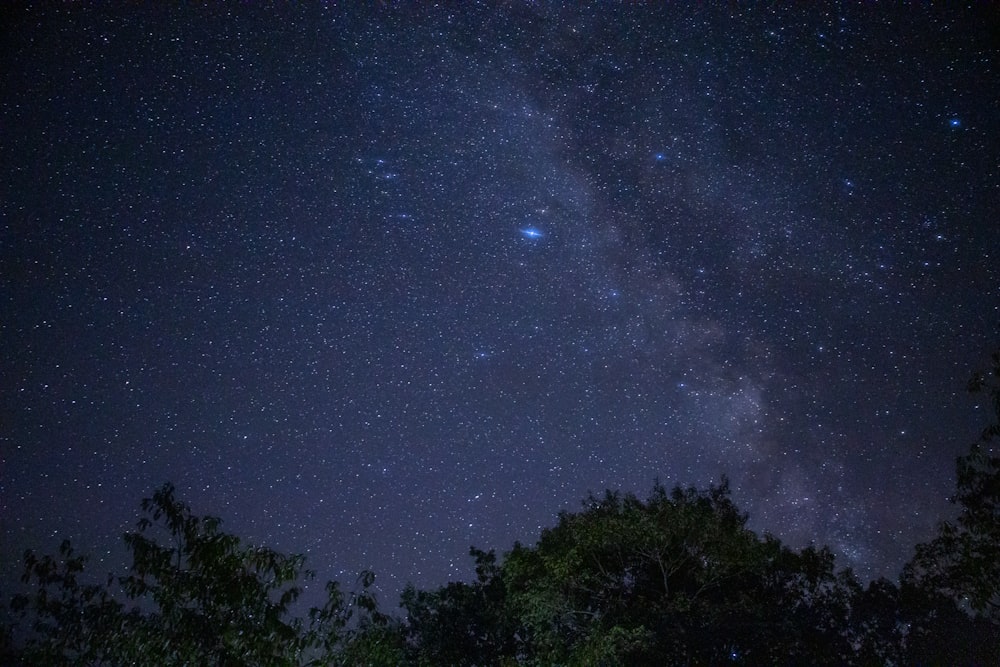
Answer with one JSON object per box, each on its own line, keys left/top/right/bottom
{"left": 3, "top": 4, "right": 999, "bottom": 605}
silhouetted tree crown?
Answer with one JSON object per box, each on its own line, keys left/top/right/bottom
{"left": 904, "top": 349, "right": 1000, "bottom": 620}
{"left": 5, "top": 349, "right": 1000, "bottom": 665}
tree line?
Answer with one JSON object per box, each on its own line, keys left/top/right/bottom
{"left": 3, "top": 351, "right": 998, "bottom": 665}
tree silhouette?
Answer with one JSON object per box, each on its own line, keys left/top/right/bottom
{"left": 488, "top": 479, "right": 863, "bottom": 665}
{"left": 6, "top": 483, "right": 378, "bottom": 666}
{"left": 5, "top": 349, "right": 1000, "bottom": 664}
{"left": 904, "top": 349, "right": 1000, "bottom": 621}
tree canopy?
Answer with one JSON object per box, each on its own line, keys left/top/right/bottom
{"left": 4, "top": 483, "right": 393, "bottom": 667}
{"left": 903, "top": 350, "right": 1000, "bottom": 620}
{"left": 5, "top": 350, "right": 1000, "bottom": 665}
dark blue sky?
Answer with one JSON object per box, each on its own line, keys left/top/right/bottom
{"left": 3, "top": 4, "right": 998, "bottom": 604}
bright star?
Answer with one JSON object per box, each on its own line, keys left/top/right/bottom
{"left": 948, "top": 117, "right": 961, "bottom": 128}
{"left": 520, "top": 227, "right": 543, "bottom": 239}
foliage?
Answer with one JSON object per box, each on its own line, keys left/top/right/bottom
{"left": 8, "top": 540, "right": 126, "bottom": 665}
{"left": 495, "top": 479, "right": 863, "bottom": 665}
{"left": 401, "top": 547, "right": 516, "bottom": 666}
{"left": 5, "top": 349, "right": 1000, "bottom": 664}
{"left": 5, "top": 483, "right": 374, "bottom": 666}
{"left": 904, "top": 350, "right": 1000, "bottom": 620}
{"left": 118, "top": 483, "right": 312, "bottom": 665}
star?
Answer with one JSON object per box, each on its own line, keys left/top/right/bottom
{"left": 2, "top": 3, "right": 996, "bottom": 619}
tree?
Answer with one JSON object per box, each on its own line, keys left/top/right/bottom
{"left": 904, "top": 349, "right": 1000, "bottom": 621}
{"left": 319, "top": 571, "right": 408, "bottom": 667}
{"left": 6, "top": 483, "right": 371, "bottom": 666}
{"left": 400, "top": 547, "right": 516, "bottom": 666}
{"left": 12, "top": 349, "right": 1000, "bottom": 667}
{"left": 492, "top": 479, "right": 861, "bottom": 665}
{"left": 8, "top": 539, "right": 127, "bottom": 665}
{"left": 117, "top": 483, "right": 315, "bottom": 665}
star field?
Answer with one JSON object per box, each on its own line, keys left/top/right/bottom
{"left": 2, "top": 4, "right": 999, "bottom": 603}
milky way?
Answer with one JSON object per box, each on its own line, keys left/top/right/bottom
{"left": 2, "top": 4, "right": 998, "bottom": 603}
